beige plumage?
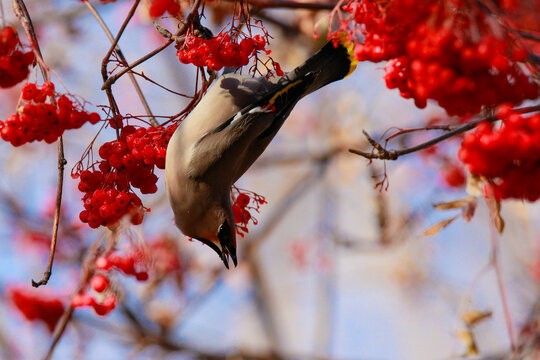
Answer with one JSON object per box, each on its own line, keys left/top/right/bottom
{"left": 165, "top": 40, "right": 356, "bottom": 268}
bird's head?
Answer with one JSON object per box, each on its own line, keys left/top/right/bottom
{"left": 194, "top": 207, "right": 237, "bottom": 269}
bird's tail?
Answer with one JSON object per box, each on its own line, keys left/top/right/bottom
{"left": 281, "top": 38, "right": 357, "bottom": 96}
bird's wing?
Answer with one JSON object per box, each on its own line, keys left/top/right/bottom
{"left": 184, "top": 39, "right": 356, "bottom": 184}
{"left": 186, "top": 106, "right": 276, "bottom": 185}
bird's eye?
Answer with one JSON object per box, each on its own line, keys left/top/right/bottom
{"left": 218, "top": 221, "right": 232, "bottom": 247}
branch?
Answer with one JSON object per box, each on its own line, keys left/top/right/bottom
{"left": 84, "top": 1, "right": 159, "bottom": 127}
{"left": 12, "top": 0, "right": 67, "bottom": 288}
{"left": 101, "top": 0, "right": 203, "bottom": 90}
{"left": 32, "top": 138, "right": 66, "bottom": 287}
{"left": 43, "top": 241, "right": 102, "bottom": 360}
{"left": 349, "top": 104, "right": 540, "bottom": 161}
{"left": 223, "top": 0, "right": 338, "bottom": 9}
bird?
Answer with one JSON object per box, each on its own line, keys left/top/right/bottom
{"left": 165, "top": 38, "right": 357, "bottom": 268}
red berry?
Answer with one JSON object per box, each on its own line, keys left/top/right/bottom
{"left": 90, "top": 274, "right": 110, "bottom": 293}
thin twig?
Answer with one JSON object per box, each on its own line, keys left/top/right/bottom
{"left": 349, "top": 105, "right": 540, "bottom": 160}
{"left": 243, "top": 158, "right": 332, "bottom": 358}
{"left": 101, "top": 0, "right": 202, "bottom": 90}
{"left": 32, "top": 138, "right": 67, "bottom": 287}
{"left": 13, "top": 0, "right": 67, "bottom": 288}
{"left": 43, "top": 240, "right": 101, "bottom": 360}
{"left": 84, "top": 1, "right": 159, "bottom": 127}
{"left": 489, "top": 222, "right": 516, "bottom": 352}
{"left": 223, "top": 0, "right": 338, "bottom": 9}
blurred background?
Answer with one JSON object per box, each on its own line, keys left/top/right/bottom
{"left": 0, "top": 1, "right": 539, "bottom": 359}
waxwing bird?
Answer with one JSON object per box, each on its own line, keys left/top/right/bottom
{"left": 165, "top": 39, "right": 357, "bottom": 268}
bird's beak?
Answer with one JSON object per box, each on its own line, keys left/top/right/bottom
{"left": 219, "top": 237, "right": 237, "bottom": 269}
{"left": 218, "top": 221, "right": 237, "bottom": 268}
{"left": 197, "top": 238, "right": 232, "bottom": 269}
{"left": 221, "top": 251, "right": 230, "bottom": 269}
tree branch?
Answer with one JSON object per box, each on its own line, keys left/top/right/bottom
{"left": 223, "top": 0, "right": 338, "bottom": 10}
{"left": 101, "top": 0, "right": 202, "bottom": 90}
{"left": 13, "top": 0, "right": 67, "bottom": 288}
{"left": 349, "top": 104, "right": 540, "bottom": 161}
{"left": 84, "top": 1, "right": 159, "bottom": 127}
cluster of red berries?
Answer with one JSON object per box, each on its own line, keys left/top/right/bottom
{"left": 149, "top": 237, "right": 182, "bottom": 276}
{"left": 458, "top": 105, "right": 540, "bottom": 201}
{"left": 337, "top": 0, "right": 539, "bottom": 116}
{"left": 71, "top": 292, "right": 117, "bottom": 316}
{"left": 75, "top": 124, "right": 177, "bottom": 229}
{"left": 231, "top": 189, "right": 267, "bottom": 237}
{"left": 9, "top": 286, "right": 64, "bottom": 332}
{"left": 72, "top": 252, "right": 149, "bottom": 316}
{"left": 177, "top": 33, "right": 268, "bottom": 70}
{"left": 102, "top": 124, "right": 175, "bottom": 171}
{"left": 148, "top": 0, "right": 181, "bottom": 18}
{"left": 95, "top": 252, "right": 149, "bottom": 281}
{"left": 78, "top": 184, "right": 144, "bottom": 229}
{"left": 0, "top": 82, "right": 101, "bottom": 146}
{"left": 0, "top": 26, "right": 34, "bottom": 88}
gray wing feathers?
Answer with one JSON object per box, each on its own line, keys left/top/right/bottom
{"left": 187, "top": 107, "right": 275, "bottom": 185}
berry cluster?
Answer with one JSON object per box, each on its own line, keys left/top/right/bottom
{"left": 0, "top": 83, "right": 101, "bottom": 146}
{"left": 148, "top": 0, "right": 181, "bottom": 18}
{"left": 75, "top": 124, "right": 177, "bottom": 229}
{"left": 0, "top": 26, "right": 34, "bottom": 88}
{"left": 458, "top": 105, "right": 540, "bottom": 201}
{"left": 177, "top": 33, "right": 268, "bottom": 71}
{"left": 78, "top": 185, "right": 144, "bottom": 229}
{"left": 149, "top": 237, "right": 182, "bottom": 276}
{"left": 231, "top": 188, "right": 267, "bottom": 237}
{"left": 95, "top": 252, "right": 149, "bottom": 281}
{"left": 72, "top": 252, "right": 149, "bottom": 316}
{"left": 336, "top": 0, "right": 539, "bottom": 115}
{"left": 9, "top": 286, "right": 65, "bottom": 332}
{"left": 71, "top": 292, "right": 117, "bottom": 316}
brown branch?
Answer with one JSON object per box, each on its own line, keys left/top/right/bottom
{"left": 32, "top": 138, "right": 67, "bottom": 287}
{"left": 12, "top": 0, "right": 47, "bottom": 79}
{"left": 13, "top": 0, "right": 67, "bottom": 288}
{"left": 349, "top": 104, "right": 540, "bottom": 161}
{"left": 241, "top": 157, "right": 333, "bottom": 357}
{"left": 223, "top": 0, "right": 338, "bottom": 9}
{"left": 84, "top": 1, "right": 160, "bottom": 127}
{"left": 43, "top": 240, "right": 102, "bottom": 360}
{"left": 101, "top": 0, "right": 202, "bottom": 90}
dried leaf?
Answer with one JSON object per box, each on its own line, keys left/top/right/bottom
{"left": 461, "top": 198, "right": 478, "bottom": 222}
{"left": 462, "top": 310, "right": 492, "bottom": 326}
{"left": 423, "top": 216, "right": 459, "bottom": 237}
{"left": 485, "top": 195, "right": 505, "bottom": 234}
{"left": 458, "top": 329, "right": 478, "bottom": 356}
{"left": 433, "top": 196, "right": 476, "bottom": 211}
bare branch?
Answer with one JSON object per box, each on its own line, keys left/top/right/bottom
{"left": 223, "top": 0, "right": 339, "bottom": 10}
{"left": 84, "top": 1, "right": 160, "bottom": 127}
{"left": 32, "top": 138, "right": 67, "bottom": 287}
{"left": 101, "top": 0, "right": 203, "bottom": 90}
{"left": 13, "top": 0, "right": 67, "bottom": 288}
{"left": 349, "top": 104, "right": 540, "bottom": 161}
